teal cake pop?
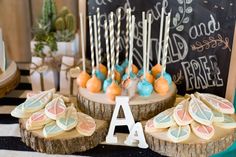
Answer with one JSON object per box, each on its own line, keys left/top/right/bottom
{"left": 137, "top": 79, "right": 153, "bottom": 97}
{"left": 95, "top": 69, "right": 106, "bottom": 82}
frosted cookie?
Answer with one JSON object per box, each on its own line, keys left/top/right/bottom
{"left": 196, "top": 92, "right": 235, "bottom": 114}
{"left": 191, "top": 121, "right": 214, "bottom": 140}
{"left": 45, "top": 97, "right": 66, "bottom": 120}
{"left": 153, "top": 107, "right": 175, "bottom": 128}
{"left": 22, "top": 88, "right": 55, "bottom": 113}
{"left": 189, "top": 94, "right": 213, "bottom": 125}
{"left": 52, "top": 94, "right": 70, "bottom": 103}
{"left": 212, "top": 110, "right": 224, "bottom": 123}
{"left": 11, "top": 104, "right": 32, "bottom": 118}
{"left": 56, "top": 105, "right": 78, "bottom": 131}
{"left": 27, "top": 110, "right": 52, "bottom": 128}
{"left": 214, "top": 115, "right": 236, "bottom": 129}
{"left": 167, "top": 125, "right": 190, "bottom": 143}
{"left": 76, "top": 112, "right": 96, "bottom": 136}
{"left": 26, "top": 119, "right": 43, "bottom": 131}
{"left": 145, "top": 119, "right": 166, "bottom": 133}
{"left": 43, "top": 121, "right": 65, "bottom": 138}
{"left": 173, "top": 99, "right": 193, "bottom": 126}
{"left": 26, "top": 91, "right": 40, "bottom": 99}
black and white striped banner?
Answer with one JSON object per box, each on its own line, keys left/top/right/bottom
{"left": 0, "top": 63, "right": 161, "bottom": 157}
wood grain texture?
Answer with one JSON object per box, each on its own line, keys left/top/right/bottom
{"left": 0, "top": 62, "right": 20, "bottom": 98}
{"left": 0, "top": 0, "right": 31, "bottom": 62}
{"left": 19, "top": 118, "right": 108, "bottom": 154}
{"left": 226, "top": 26, "right": 236, "bottom": 103}
{"left": 78, "top": 84, "right": 177, "bottom": 121}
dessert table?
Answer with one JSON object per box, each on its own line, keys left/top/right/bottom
{"left": 0, "top": 63, "right": 235, "bottom": 157}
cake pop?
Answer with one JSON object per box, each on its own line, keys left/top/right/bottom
{"left": 152, "top": 2, "right": 165, "bottom": 78}
{"left": 156, "top": 72, "right": 172, "bottom": 85}
{"left": 86, "top": 16, "right": 102, "bottom": 93}
{"left": 154, "top": 12, "right": 171, "bottom": 95}
{"left": 96, "top": 8, "right": 107, "bottom": 77}
{"left": 93, "top": 14, "right": 106, "bottom": 82}
{"left": 103, "top": 19, "right": 112, "bottom": 92}
{"left": 106, "top": 12, "right": 122, "bottom": 101}
{"left": 137, "top": 13, "right": 153, "bottom": 97}
{"left": 77, "top": 13, "right": 91, "bottom": 88}
{"left": 122, "top": 15, "right": 138, "bottom": 99}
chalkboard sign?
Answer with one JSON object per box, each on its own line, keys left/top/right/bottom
{"left": 86, "top": 0, "right": 236, "bottom": 97}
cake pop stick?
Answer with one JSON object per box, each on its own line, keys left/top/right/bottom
{"left": 152, "top": 0, "right": 165, "bottom": 77}
{"left": 86, "top": 16, "right": 102, "bottom": 93}
{"left": 103, "top": 19, "right": 112, "bottom": 92}
{"left": 77, "top": 13, "right": 91, "bottom": 88}
{"left": 156, "top": 12, "right": 172, "bottom": 85}
{"left": 137, "top": 16, "right": 153, "bottom": 97}
{"left": 94, "top": 15, "right": 106, "bottom": 82}
{"left": 154, "top": 12, "right": 171, "bottom": 95}
{"left": 121, "top": 8, "right": 131, "bottom": 69}
{"left": 114, "top": 8, "right": 124, "bottom": 77}
{"left": 144, "top": 13, "right": 154, "bottom": 84}
{"left": 122, "top": 15, "right": 139, "bottom": 98}
{"left": 106, "top": 12, "right": 121, "bottom": 101}
{"left": 97, "top": 8, "right": 107, "bottom": 76}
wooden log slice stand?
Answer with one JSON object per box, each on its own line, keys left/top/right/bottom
{"left": 0, "top": 61, "right": 20, "bottom": 98}
{"left": 19, "top": 118, "right": 108, "bottom": 154}
{"left": 145, "top": 118, "right": 236, "bottom": 157}
{"left": 78, "top": 83, "right": 177, "bottom": 121}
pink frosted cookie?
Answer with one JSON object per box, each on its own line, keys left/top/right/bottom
{"left": 197, "top": 92, "right": 235, "bottom": 114}
{"left": 173, "top": 99, "right": 193, "bottom": 126}
{"left": 145, "top": 119, "right": 165, "bottom": 133}
{"left": 189, "top": 94, "right": 213, "bottom": 125}
{"left": 76, "top": 112, "right": 96, "bottom": 136}
{"left": 45, "top": 97, "right": 66, "bottom": 120}
{"left": 191, "top": 121, "right": 215, "bottom": 140}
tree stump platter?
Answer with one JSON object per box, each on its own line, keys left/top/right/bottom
{"left": 19, "top": 118, "right": 108, "bottom": 154}
{"left": 144, "top": 117, "right": 236, "bottom": 157}
{"left": 0, "top": 61, "right": 20, "bottom": 98}
{"left": 78, "top": 83, "right": 177, "bottom": 121}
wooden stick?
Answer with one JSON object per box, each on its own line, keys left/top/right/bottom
{"left": 93, "top": 15, "right": 99, "bottom": 68}
{"left": 88, "top": 16, "right": 95, "bottom": 75}
{"left": 80, "top": 13, "right": 86, "bottom": 72}
{"left": 157, "top": 0, "right": 166, "bottom": 65}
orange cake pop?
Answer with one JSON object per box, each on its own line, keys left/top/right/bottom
{"left": 86, "top": 75, "right": 102, "bottom": 93}
{"left": 114, "top": 70, "right": 121, "bottom": 83}
{"left": 125, "top": 64, "right": 139, "bottom": 75}
{"left": 106, "top": 12, "right": 121, "bottom": 101}
{"left": 106, "top": 82, "right": 122, "bottom": 101}
{"left": 77, "top": 71, "right": 91, "bottom": 88}
{"left": 77, "top": 13, "right": 90, "bottom": 88}
{"left": 154, "top": 76, "right": 169, "bottom": 95}
{"left": 142, "top": 70, "right": 154, "bottom": 84}
{"left": 151, "top": 64, "right": 162, "bottom": 78}
{"left": 99, "top": 63, "right": 107, "bottom": 76}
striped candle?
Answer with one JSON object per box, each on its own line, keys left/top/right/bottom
{"left": 96, "top": 8, "right": 102, "bottom": 63}
{"left": 128, "top": 15, "right": 135, "bottom": 75}
{"left": 104, "top": 19, "right": 111, "bottom": 78}
{"left": 147, "top": 13, "right": 152, "bottom": 72}
{"left": 157, "top": 0, "right": 166, "bottom": 65}
{"left": 80, "top": 13, "right": 86, "bottom": 72}
{"left": 125, "top": 8, "right": 131, "bottom": 59}
{"left": 161, "top": 12, "right": 171, "bottom": 77}
{"left": 109, "top": 12, "right": 115, "bottom": 81}
{"left": 89, "top": 16, "right": 95, "bottom": 75}
{"left": 116, "top": 8, "right": 121, "bottom": 65}
{"left": 93, "top": 15, "right": 99, "bottom": 68}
